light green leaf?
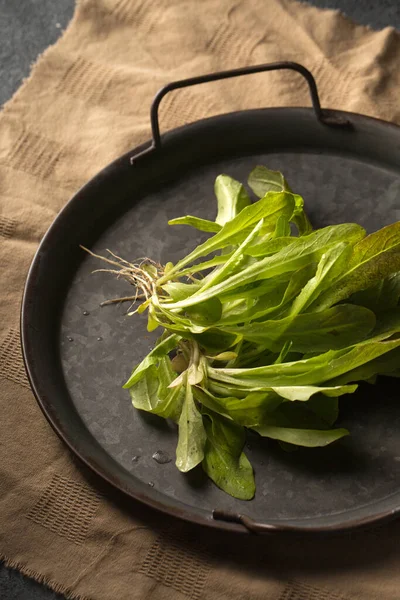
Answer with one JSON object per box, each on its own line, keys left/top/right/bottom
{"left": 198, "top": 218, "right": 264, "bottom": 294}
{"left": 215, "top": 174, "right": 251, "bottom": 226}
{"left": 245, "top": 236, "right": 296, "bottom": 258}
{"left": 291, "top": 194, "right": 313, "bottom": 235}
{"left": 274, "top": 215, "right": 291, "bottom": 238}
{"left": 157, "top": 385, "right": 186, "bottom": 422}
{"left": 176, "top": 383, "right": 206, "bottom": 472}
{"left": 253, "top": 425, "right": 349, "bottom": 447}
{"left": 208, "top": 351, "right": 238, "bottom": 361}
{"left": 327, "top": 345, "right": 400, "bottom": 385}
{"left": 150, "top": 295, "right": 211, "bottom": 334}
{"left": 218, "top": 263, "right": 314, "bottom": 326}
{"left": 157, "top": 354, "right": 176, "bottom": 398}
{"left": 158, "top": 191, "right": 296, "bottom": 282}
{"left": 129, "top": 365, "right": 159, "bottom": 411}
{"left": 248, "top": 165, "right": 291, "bottom": 196}
{"left": 247, "top": 167, "right": 312, "bottom": 235}
{"left": 170, "top": 254, "right": 230, "bottom": 279}
{"left": 208, "top": 336, "right": 400, "bottom": 389}
{"left": 161, "top": 282, "right": 202, "bottom": 302}
{"left": 129, "top": 362, "right": 184, "bottom": 422}
{"left": 159, "top": 223, "right": 365, "bottom": 310}
{"left": 271, "top": 384, "right": 357, "bottom": 401}
{"left": 147, "top": 303, "right": 160, "bottom": 332}
{"left": 156, "top": 356, "right": 185, "bottom": 421}
{"left": 123, "top": 333, "right": 180, "bottom": 388}
{"left": 142, "top": 263, "right": 158, "bottom": 278}
{"left": 168, "top": 215, "right": 221, "bottom": 233}
{"left": 202, "top": 409, "right": 255, "bottom": 500}
{"left": 289, "top": 242, "right": 351, "bottom": 315}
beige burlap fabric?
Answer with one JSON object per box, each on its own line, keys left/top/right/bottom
{"left": 1, "top": 1, "right": 400, "bottom": 598}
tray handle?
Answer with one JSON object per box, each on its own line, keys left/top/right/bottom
{"left": 212, "top": 508, "right": 374, "bottom": 534}
{"left": 131, "top": 61, "right": 348, "bottom": 163}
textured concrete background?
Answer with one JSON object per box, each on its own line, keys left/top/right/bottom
{"left": 1, "top": 0, "right": 399, "bottom": 598}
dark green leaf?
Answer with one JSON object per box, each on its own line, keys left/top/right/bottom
{"left": 223, "top": 392, "right": 283, "bottom": 427}
{"left": 349, "top": 272, "right": 400, "bottom": 313}
{"left": 184, "top": 296, "right": 223, "bottom": 326}
{"left": 312, "top": 222, "right": 400, "bottom": 310}
{"left": 223, "top": 304, "right": 376, "bottom": 352}
{"left": 202, "top": 409, "right": 255, "bottom": 500}
{"left": 306, "top": 394, "right": 339, "bottom": 426}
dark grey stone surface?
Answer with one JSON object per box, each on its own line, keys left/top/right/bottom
{"left": 1, "top": 0, "right": 399, "bottom": 598}
{"left": 0, "top": 0, "right": 74, "bottom": 107}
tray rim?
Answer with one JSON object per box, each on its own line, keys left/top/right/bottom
{"left": 21, "top": 105, "right": 400, "bottom": 535}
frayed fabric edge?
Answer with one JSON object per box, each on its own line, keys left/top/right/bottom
{"left": 0, "top": 553, "right": 93, "bottom": 600}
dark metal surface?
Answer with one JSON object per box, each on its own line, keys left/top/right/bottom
{"left": 22, "top": 101, "right": 400, "bottom": 534}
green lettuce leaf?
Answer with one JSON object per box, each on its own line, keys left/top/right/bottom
{"left": 168, "top": 216, "right": 221, "bottom": 232}
{"left": 214, "top": 174, "right": 251, "bottom": 226}
{"left": 159, "top": 191, "right": 296, "bottom": 281}
{"left": 159, "top": 223, "right": 365, "bottom": 310}
{"left": 202, "top": 408, "right": 255, "bottom": 500}
{"left": 123, "top": 333, "right": 180, "bottom": 388}
{"left": 248, "top": 165, "right": 291, "bottom": 196}
{"left": 176, "top": 382, "right": 206, "bottom": 472}
{"left": 128, "top": 362, "right": 184, "bottom": 422}
{"left": 312, "top": 222, "right": 400, "bottom": 310}
{"left": 208, "top": 336, "right": 400, "bottom": 389}
{"left": 223, "top": 304, "right": 376, "bottom": 352}
{"left": 253, "top": 425, "right": 349, "bottom": 447}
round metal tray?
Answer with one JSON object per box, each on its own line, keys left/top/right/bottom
{"left": 22, "top": 63, "right": 400, "bottom": 534}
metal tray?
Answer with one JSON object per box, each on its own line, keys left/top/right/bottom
{"left": 21, "top": 62, "right": 400, "bottom": 534}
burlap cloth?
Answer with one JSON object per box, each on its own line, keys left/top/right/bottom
{"left": 1, "top": 1, "right": 400, "bottom": 598}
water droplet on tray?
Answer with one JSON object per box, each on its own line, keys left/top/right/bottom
{"left": 152, "top": 450, "right": 171, "bottom": 465}
{"left": 97, "top": 336, "right": 103, "bottom": 341}
{"left": 148, "top": 481, "right": 154, "bottom": 487}
{"left": 131, "top": 455, "right": 140, "bottom": 463}
{"left": 83, "top": 310, "right": 90, "bottom": 316}
{"left": 67, "top": 336, "right": 73, "bottom": 342}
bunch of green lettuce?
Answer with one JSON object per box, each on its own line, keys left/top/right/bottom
{"left": 116, "top": 166, "right": 400, "bottom": 500}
